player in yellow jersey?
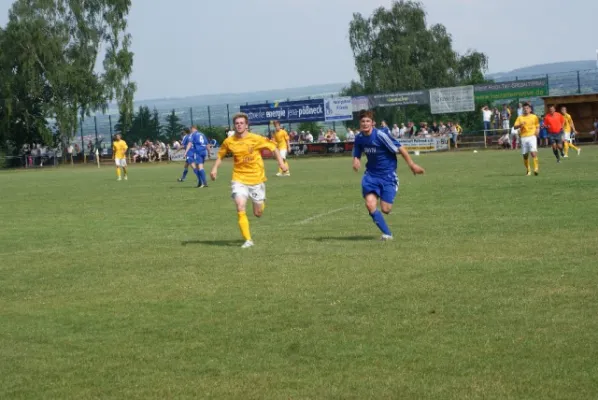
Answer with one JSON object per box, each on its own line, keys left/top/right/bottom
{"left": 272, "top": 120, "right": 291, "bottom": 176}
{"left": 112, "top": 134, "right": 128, "bottom": 181}
{"left": 513, "top": 103, "right": 540, "bottom": 176}
{"left": 210, "top": 113, "right": 288, "bottom": 248}
{"left": 560, "top": 106, "right": 581, "bottom": 157}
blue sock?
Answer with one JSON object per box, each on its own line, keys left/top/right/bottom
{"left": 198, "top": 169, "right": 207, "bottom": 185}
{"left": 370, "top": 210, "right": 392, "bottom": 236}
{"left": 181, "top": 168, "right": 188, "bottom": 180}
{"left": 194, "top": 168, "right": 201, "bottom": 183}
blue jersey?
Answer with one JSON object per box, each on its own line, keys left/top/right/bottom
{"left": 191, "top": 131, "right": 208, "bottom": 155}
{"left": 380, "top": 126, "right": 391, "bottom": 136}
{"left": 353, "top": 128, "right": 401, "bottom": 179}
{"left": 181, "top": 134, "right": 191, "bottom": 149}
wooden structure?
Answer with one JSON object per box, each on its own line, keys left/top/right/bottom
{"left": 542, "top": 93, "right": 598, "bottom": 138}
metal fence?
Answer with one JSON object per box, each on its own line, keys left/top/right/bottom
{"left": 69, "top": 68, "right": 598, "bottom": 149}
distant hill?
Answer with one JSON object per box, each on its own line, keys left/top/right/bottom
{"left": 488, "top": 60, "right": 596, "bottom": 80}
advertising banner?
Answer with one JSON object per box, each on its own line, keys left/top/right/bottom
{"left": 474, "top": 78, "right": 548, "bottom": 101}
{"left": 370, "top": 90, "right": 429, "bottom": 107}
{"left": 324, "top": 97, "right": 353, "bottom": 121}
{"left": 430, "top": 85, "right": 475, "bottom": 114}
{"left": 240, "top": 99, "right": 325, "bottom": 125}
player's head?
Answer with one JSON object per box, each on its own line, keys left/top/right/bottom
{"left": 273, "top": 120, "right": 281, "bottom": 130}
{"left": 548, "top": 104, "right": 557, "bottom": 114}
{"left": 359, "top": 110, "right": 374, "bottom": 134}
{"left": 381, "top": 120, "right": 387, "bottom": 127}
{"left": 115, "top": 133, "right": 122, "bottom": 141}
{"left": 233, "top": 113, "right": 249, "bottom": 134}
{"left": 523, "top": 102, "right": 532, "bottom": 115}
{"left": 190, "top": 125, "right": 197, "bottom": 132}
{"left": 560, "top": 106, "right": 567, "bottom": 114}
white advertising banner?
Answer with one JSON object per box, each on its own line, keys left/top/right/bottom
{"left": 429, "top": 85, "right": 475, "bottom": 114}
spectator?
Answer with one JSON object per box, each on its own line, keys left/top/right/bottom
{"left": 379, "top": 120, "right": 391, "bottom": 135}
{"left": 516, "top": 102, "right": 523, "bottom": 117}
{"left": 399, "top": 123, "right": 406, "bottom": 138}
{"left": 346, "top": 129, "right": 355, "bottom": 142}
{"left": 482, "top": 106, "right": 493, "bottom": 132}
{"left": 305, "top": 131, "right": 314, "bottom": 143}
{"left": 391, "top": 124, "right": 400, "bottom": 138}
{"left": 498, "top": 131, "right": 512, "bottom": 149}
{"left": 226, "top": 127, "right": 235, "bottom": 137}
{"left": 501, "top": 104, "right": 511, "bottom": 131}
{"left": 510, "top": 126, "right": 520, "bottom": 150}
{"left": 430, "top": 121, "right": 440, "bottom": 134}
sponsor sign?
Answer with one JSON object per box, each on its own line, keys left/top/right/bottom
{"left": 370, "top": 90, "right": 429, "bottom": 107}
{"left": 240, "top": 99, "right": 325, "bottom": 125}
{"left": 474, "top": 78, "right": 548, "bottom": 101}
{"left": 351, "top": 96, "right": 370, "bottom": 111}
{"left": 430, "top": 85, "right": 475, "bottom": 114}
{"left": 324, "top": 97, "right": 353, "bottom": 122}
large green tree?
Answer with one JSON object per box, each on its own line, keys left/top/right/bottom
{"left": 0, "top": 0, "right": 135, "bottom": 155}
{"left": 162, "top": 109, "right": 185, "bottom": 143}
{"left": 344, "top": 0, "right": 489, "bottom": 131}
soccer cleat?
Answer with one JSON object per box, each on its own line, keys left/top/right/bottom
{"left": 526, "top": 171, "right": 531, "bottom": 176}
{"left": 577, "top": 148, "right": 581, "bottom": 156}
{"left": 198, "top": 184, "right": 208, "bottom": 188}
{"left": 117, "top": 177, "right": 122, "bottom": 181}
{"left": 534, "top": 170, "right": 539, "bottom": 176}
{"left": 381, "top": 234, "right": 394, "bottom": 241}
{"left": 283, "top": 172, "right": 291, "bottom": 176}
{"left": 275, "top": 173, "right": 283, "bottom": 177}
{"left": 557, "top": 160, "right": 561, "bottom": 164}
{"left": 124, "top": 176, "right": 128, "bottom": 181}
{"left": 177, "top": 178, "right": 184, "bottom": 182}
{"left": 241, "top": 240, "right": 254, "bottom": 249}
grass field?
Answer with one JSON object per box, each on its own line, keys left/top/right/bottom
{"left": 1, "top": 147, "right": 598, "bottom": 399}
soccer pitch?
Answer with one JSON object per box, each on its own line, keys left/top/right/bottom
{"left": 1, "top": 148, "right": 598, "bottom": 399}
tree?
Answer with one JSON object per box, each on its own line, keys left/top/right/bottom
{"left": 0, "top": 0, "right": 135, "bottom": 155}
{"left": 127, "top": 106, "right": 152, "bottom": 145}
{"left": 297, "top": 122, "right": 322, "bottom": 135}
{"left": 344, "top": 1, "right": 489, "bottom": 131}
{"left": 149, "top": 108, "right": 162, "bottom": 140}
{"left": 162, "top": 109, "right": 185, "bottom": 143}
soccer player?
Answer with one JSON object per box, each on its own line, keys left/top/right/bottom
{"left": 112, "top": 133, "right": 128, "bottom": 181}
{"left": 352, "top": 110, "right": 425, "bottom": 240}
{"left": 513, "top": 102, "right": 540, "bottom": 175}
{"left": 543, "top": 105, "right": 565, "bottom": 163}
{"left": 185, "top": 126, "right": 209, "bottom": 188}
{"left": 561, "top": 106, "right": 581, "bottom": 157}
{"left": 273, "top": 120, "right": 290, "bottom": 176}
{"left": 210, "top": 113, "right": 287, "bottom": 248}
{"left": 177, "top": 128, "right": 192, "bottom": 182}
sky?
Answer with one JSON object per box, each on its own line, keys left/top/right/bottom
{"left": 1, "top": 0, "right": 596, "bottom": 100}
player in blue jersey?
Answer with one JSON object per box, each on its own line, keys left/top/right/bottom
{"left": 177, "top": 128, "right": 192, "bottom": 182}
{"left": 353, "top": 110, "right": 425, "bottom": 240}
{"left": 185, "top": 125, "right": 210, "bottom": 188}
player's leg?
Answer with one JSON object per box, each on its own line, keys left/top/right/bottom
{"left": 281, "top": 150, "right": 290, "bottom": 176}
{"left": 362, "top": 176, "right": 392, "bottom": 239}
{"left": 559, "top": 134, "right": 565, "bottom": 157}
{"left": 121, "top": 159, "right": 128, "bottom": 180}
{"left": 550, "top": 135, "right": 560, "bottom": 162}
{"left": 567, "top": 137, "right": 580, "bottom": 155}
{"left": 522, "top": 138, "right": 531, "bottom": 174}
{"left": 196, "top": 157, "right": 208, "bottom": 187}
{"left": 529, "top": 138, "right": 539, "bottom": 175}
{"left": 115, "top": 159, "right": 122, "bottom": 180}
{"left": 250, "top": 184, "right": 267, "bottom": 217}
{"left": 232, "top": 182, "right": 253, "bottom": 247}
{"left": 190, "top": 160, "right": 202, "bottom": 186}
{"left": 178, "top": 161, "right": 189, "bottom": 182}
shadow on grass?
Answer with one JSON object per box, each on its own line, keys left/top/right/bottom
{"left": 306, "top": 235, "right": 374, "bottom": 242}
{"left": 182, "top": 239, "right": 240, "bottom": 247}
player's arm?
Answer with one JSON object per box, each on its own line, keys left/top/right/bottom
{"left": 210, "top": 142, "right": 229, "bottom": 180}
{"left": 514, "top": 116, "right": 524, "bottom": 129}
{"left": 112, "top": 144, "right": 115, "bottom": 160}
{"left": 352, "top": 141, "right": 363, "bottom": 172}
{"left": 398, "top": 147, "right": 425, "bottom": 175}
{"left": 535, "top": 117, "right": 540, "bottom": 136}
{"left": 569, "top": 117, "right": 577, "bottom": 133}
{"left": 184, "top": 140, "right": 193, "bottom": 157}
{"left": 285, "top": 134, "right": 290, "bottom": 152}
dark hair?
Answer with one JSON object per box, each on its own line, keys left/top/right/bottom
{"left": 359, "top": 110, "right": 374, "bottom": 120}
{"left": 523, "top": 102, "right": 531, "bottom": 108}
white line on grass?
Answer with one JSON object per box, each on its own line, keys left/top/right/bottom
{"left": 295, "top": 205, "right": 356, "bottom": 225}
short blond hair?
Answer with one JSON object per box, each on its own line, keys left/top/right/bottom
{"left": 233, "top": 112, "right": 249, "bottom": 124}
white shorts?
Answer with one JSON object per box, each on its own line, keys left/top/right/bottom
{"left": 115, "top": 158, "right": 127, "bottom": 167}
{"left": 279, "top": 149, "right": 287, "bottom": 160}
{"left": 502, "top": 120, "right": 510, "bottom": 130}
{"left": 231, "top": 181, "right": 266, "bottom": 203}
{"left": 521, "top": 136, "right": 537, "bottom": 155}
{"left": 563, "top": 132, "right": 571, "bottom": 142}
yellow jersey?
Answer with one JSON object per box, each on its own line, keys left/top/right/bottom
{"left": 218, "top": 132, "right": 276, "bottom": 185}
{"left": 563, "top": 113, "right": 574, "bottom": 133}
{"left": 273, "top": 129, "right": 289, "bottom": 150}
{"left": 112, "top": 139, "right": 128, "bottom": 159}
{"left": 514, "top": 114, "right": 539, "bottom": 138}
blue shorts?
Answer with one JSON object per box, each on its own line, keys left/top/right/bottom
{"left": 548, "top": 133, "right": 562, "bottom": 145}
{"left": 194, "top": 151, "right": 207, "bottom": 164}
{"left": 185, "top": 154, "right": 196, "bottom": 164}
{"left": 361, "top": 174, "right": 398, "bottom": 204}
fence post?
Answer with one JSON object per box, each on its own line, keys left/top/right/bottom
{"left": 577, "top": 70, "right": 581, "bottom": 93}
{"left": 208, "top": 106, "right": 212, "bottom": 128}
{"left": 226, "top": 104, "right": 231, "bottom": 128}
{"left": 546, "top": 74, "right": 550, "bottom": 95}
{"left": 80, "top": 114, "right": 85, "bottom": 163}
{"left": 190, "top": 107, "right": 194, "bottom": 126}
{"left": 94, "top": 115, "right": 99, "bottom": 148}
{"left": 484, "top": 130, "right": 487, "bottom": 149}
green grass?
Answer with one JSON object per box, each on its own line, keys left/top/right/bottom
{"left": 1, "top": 147, "right": 598, "bottom": 399}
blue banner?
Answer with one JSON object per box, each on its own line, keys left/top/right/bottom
{"left": 240, "top": 99, "right": 325, "bottom": 125}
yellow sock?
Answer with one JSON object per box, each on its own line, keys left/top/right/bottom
{"left": 523, "top": 158, "right": 530, "bottom": 171}
{"left": 261, "top": 202, "right": 266, "bottom": 212}
{"left": 116, "top": 168, "right": 121, "bottom": 178}
{"left": 564, "top": 141, "right": 569, "bottom": 156}
{"left": 533, "top": 157, "right": 539, "bottom": 171}
{"left": 568, "top": 142, "right": 578, "bottom": 151}
{"left": 237, "top": 212, "right": 251, "bottom": 241}
{"left": 284, "top": 161, "right": 289, "bottom": 172}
